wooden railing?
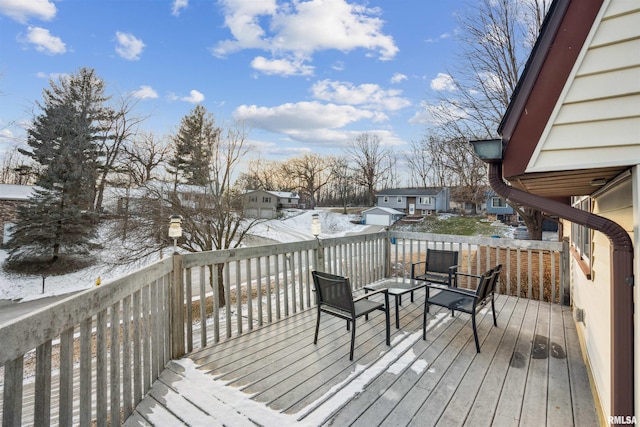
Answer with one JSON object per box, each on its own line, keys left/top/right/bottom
{"left": 0, "top": 230, "right": 567, "bottom": 426}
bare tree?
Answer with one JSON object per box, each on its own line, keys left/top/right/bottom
{"left": 120, "top": 131, "right": 170, "bottom": 185}
{"left": 94, "top": 94, "right": 148, "bottom": 212}
{"left": 237, "top": 157, "right": 293, "bottom": 191}
{"left": 423, "top": 0, "right": 550, "bottom": 236}
{"left": 344, "top": 133, "right": 393, "bottom": 206}
{"left": 0, "top": 146, "right": 38, "bottom": 185}
{"left": 329, "top": 156, "right": 356, "bottom": 213}
{"left": 281, "top": 154, "right": 332, "bottom": 209}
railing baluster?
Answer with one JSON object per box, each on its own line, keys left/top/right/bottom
{"left": 274, "top": 254, "right": 281, "bottom": 320}
{"left": 109, "top": 302, "right": 121, "bottom": 427}
{"left": 132, "top": 290, "right": 142, "bottom": 405}
{"left": 257, "top": 256, "right": 264, "bottom": 326}
{"left": 79, "top": 317, "right": 92, "bottom": 426}
{"left": 246, "top": 257, "right": 254, "bottom": 328}
{"left": 96, "top": 309, "right": 107, "bottom": 427}
{"left": 142, "top": 285, "right": 151, "bottom": 393}
{"left": 185, "top": 268, "right": 193, "bottom": 352}
{"left": 3, "top": 356, "right": 24, "bottom": 427}
{"left": 265, "top": 255, "right": 272, "bottom": 323}
{"left": 122, "top": 296, "right": 132, "bottom": 420}
{"left": 224, "top": 262, "right": 232, "bottom": 338}
{"left": 34, "top": 340, "right": 52, "bottom": 427}
{"left": 59, "top": 327, "right": 74, "bottom": 426}
{"left": 199, "top": 265, "right": 207, "bottom": 347}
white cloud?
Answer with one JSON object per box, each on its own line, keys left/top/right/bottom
{"left": 425, "top": 32, "right": 451, "bottom": 43}
{"left": 390, "top": 73, "right": 407, "bottom": 84}
{"left": 0, "top": 0, "right": 56, "bottom": 23}
{"left": 430, "top": 73, "right": 457, "bottom": 92}
{"left": 180, "top": 90, "right": 205, "bottom": 103}
{"left": 311, "top": 79, "right": 410, "bottom": 111}
{"left": 233, "top": 101, "right": 402, "bottom": 146}
{"left": 234, "top": 101, "right": 374, "bottom": 132}
{"left": 251, "top": 56, "right": 314, "bottom": 76}
{"left": 0, "top": 128, "right": 14, "bottom": 142}
{"left": 131, "top": 85, "right": 159, "bottom": 99}
{"left": 115, "top": 31, "right": 145, "bottom": 60}
{"left": 409, "top": 100, "right": 468, "bottom": 126}
{"left": 214, "top": 0, "right": 398, "bottom": 76}
{"left": 36, "top": 71, "right": 69, "bottom": 81}
{"left": 172, "top": 0, "right": 188, "bottom": 16}
{"left": 23, "top": 26, "right": 65, "bottom": 54}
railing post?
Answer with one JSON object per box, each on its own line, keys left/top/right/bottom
{"left": 561, "top": 237, "right": 571, "bottom": 305}
{"left": 384, "top": 227, "right": 391, "bottom": 278}
{"left": 313, "top": 237, "right": 324, "bottom": 272}
{"left": 170, "top": 253, "right": 185, "bottom": 359}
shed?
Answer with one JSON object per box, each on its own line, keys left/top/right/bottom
{"left": 361, "top": 207, "right": 405, "bottom": 226}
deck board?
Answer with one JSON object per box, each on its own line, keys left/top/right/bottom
{"left": 126, "top": 288, "right": 599, "bottom": 427}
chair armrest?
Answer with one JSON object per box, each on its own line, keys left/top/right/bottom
{"left": 411, "top": 262, "right": 427, "bottom": 279}
{"left": 426, "top": 284, "right": 477, "bottom": 297}
{"left": 354, "top": 288, "right": 388, "bottom": 302}
{"left": 454, "top": 272, "right": 482, "bottom": 279}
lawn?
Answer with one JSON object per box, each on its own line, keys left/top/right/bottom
{"left": 397, "top": 214, "right": 513, "bottom": 237}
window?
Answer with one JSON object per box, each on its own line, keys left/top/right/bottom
{"left": 263, "top": 196, "right": 271, "bottom": 203}
{"left": 419, "top": 196, "right": 432, "bottom": 205}
{"left": 397, "top": 196, "right": 402, "bottom": 203}
{"left": 571, "top": 196, "right": 592, "bottom": 263}
{"left": 491, "top": 197, "right": 506, "bottom": 208}
{"left": 249, "top": 195, "right": 257, "bottom": 202}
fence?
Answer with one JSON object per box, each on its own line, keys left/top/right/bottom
{"left": 0, "top": 230, "right": 567, "bottom": 426}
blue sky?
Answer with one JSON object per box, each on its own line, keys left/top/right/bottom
{"left": 0, "top": 0, "right": 465, "bottom": 163}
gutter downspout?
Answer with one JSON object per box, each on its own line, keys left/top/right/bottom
{"left": 488, "top": 161, "right": 634, "bottom": 422}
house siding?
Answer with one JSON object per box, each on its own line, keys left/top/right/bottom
{"left": 527, "top": 1, "right": 640, "bottom": 173}
{"left": 571, "top": 172, "right": 636, "bottom": 421}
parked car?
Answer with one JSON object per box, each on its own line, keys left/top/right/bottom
{"left": 513, "top": 225, "right": 530, "bottom": 240}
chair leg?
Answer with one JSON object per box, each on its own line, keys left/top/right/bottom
{"left": 423, "top": 301, "right": 428, "bottom": 340}
{"left": 350, "top": 320, "right": 356, "bottom": 361}
{"left": 314, "top": 309, "right": 321, "bottom": 344}
{"left": 491, "top": 296, "right": 497, "bottom": 326}
{"left": 472, "top": 314, "right": 481, "bottom": 353}
{"left": 385, "top": 292, "right": 391, "bottom": 345}
{"left": 395, "top": 295, "right": 400, "bottom": 329}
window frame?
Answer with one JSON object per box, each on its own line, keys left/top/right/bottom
{"left": 571, "top": 196, "right": 592, "bottom": 278}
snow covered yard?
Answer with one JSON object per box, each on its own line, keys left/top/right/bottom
{"left": 0, "top": 210, "right": 367, "bottom": 302}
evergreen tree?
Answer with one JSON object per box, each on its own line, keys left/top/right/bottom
{"left": 7, "top": 68, "right": 111, "bottom": 263}
{"left": 168, "top": 105, "right": 220, "bottom": 186}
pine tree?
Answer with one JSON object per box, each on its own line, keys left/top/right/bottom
{"left": 168, "top": 105, "right": 220, "bottom": 186}
{"left": 7, "top": 68, "right": 111, "bottom": 263}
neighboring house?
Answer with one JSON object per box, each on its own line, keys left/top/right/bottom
{"left": 361, "top": 207, "right": 405, "bottom": 226}
{"left": 485, "top": 190, "right": 515, "bottom": 223}
{"left": 243, "top": 190, "right": 300, "bottom": 219}
{"left": 375, "top": 188, "right": 449, "bottom": 217}
{"left": 479, "top": 0, "right": 640, "bottom": 422}
{"left": 103, "top": 181, "right": 216, "bottom": 215}
{"left": 0, "top": 184, "right": 34, "bottom": 244}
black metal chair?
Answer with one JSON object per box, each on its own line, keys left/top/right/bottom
{"left": 411, "top": 249, "right": 459, "bottom": 288}
{"left": 312, "top": 270, "right": 390, "bottom": 361}
{"left": 423, "top": 264, "right": 502, "bottom": 352}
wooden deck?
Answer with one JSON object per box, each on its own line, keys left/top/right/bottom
{"left": 124, "top": 289, "right": 599, "bottom": 426}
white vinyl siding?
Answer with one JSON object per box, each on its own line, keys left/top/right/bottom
{"left": 527, "top": 2, "right": 640, "bottom": 173}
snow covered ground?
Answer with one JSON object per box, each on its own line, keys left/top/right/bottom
{"left": 0, "top": 209, "right": 367, "bottom": 302}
